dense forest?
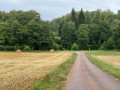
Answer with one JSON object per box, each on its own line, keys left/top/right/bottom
{"left": 0, "top": 9, "right": 120, "bottom": 51}
{"left": 0, "top": 10, "right": 53, "bottom": 50}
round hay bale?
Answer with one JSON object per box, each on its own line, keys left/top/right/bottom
{"left": 16, "top": 49, "right": 21, "bottom": 53}
{"left": 50, "top": 49, "right": 54, "bottom": 53}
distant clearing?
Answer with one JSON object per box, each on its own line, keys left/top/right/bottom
{"left": 0, "top": 52, "right": 72, "bottom": 90}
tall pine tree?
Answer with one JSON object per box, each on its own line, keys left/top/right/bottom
{"left": 71, "top": 8, "right": 76, "bottom": 22}
{"left": 71, "top": 8, "right": 77, "bottom": 29}
{"left": 58, "top": 21, "right": 64, "bottom": 37}
{"left": 77, "top": 8, "right": 85, "bottom": 29}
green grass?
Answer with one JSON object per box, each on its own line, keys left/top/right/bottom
{"left": 87, "top": 50, "right": 120, "bottom": 55}
{"left": 86, "top": 50, "right": 120, "bottom": 80}
{"left": 30, "top": 53, "right": 77, "bottom": 90}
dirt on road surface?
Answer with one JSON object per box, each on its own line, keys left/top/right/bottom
{"left": 65, "top": 52, "right": 120, "bottom": 90}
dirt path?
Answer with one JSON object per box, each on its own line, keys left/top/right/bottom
{"left": 65, "top": 52, "right": 120, "bottom": 90}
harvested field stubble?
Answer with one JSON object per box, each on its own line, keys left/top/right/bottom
{"left": 0, "top": 52, "right": 72, "bottom": 90}
{"left": 92, "top": 55, "right": 120, "bottom": 68}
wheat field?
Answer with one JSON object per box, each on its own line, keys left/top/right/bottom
{"left": 92, "top": 55, "right": 120, "bottom": 68}
{"left": 0, "top": 52, "right": 72, "bottom": 90}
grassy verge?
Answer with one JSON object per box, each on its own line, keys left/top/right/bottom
{"left": 30, "top": 53, "right": 77, "bottom": 90}
{"left": 86, "top": 50, "right": 120, "bottom": 80}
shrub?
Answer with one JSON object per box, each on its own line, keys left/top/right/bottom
{"left": 6, "top": 46, "right": 16, "bottom": 51}
{"left": 0, "top": 45, "right": 4, "bottom": 50}
{"left": 99, "top": 45, "right": 105, "bottom": 50}
{"left": 0, "top": 46, "right": 21, "bottom": 51}
{"left": 116, "top": 39, "right": 120, "bottom": 50}
{"left": 99, "top": 41, "right": 107, "bottom": 50}
{"left": 58, "top": 45, "right": 63, "bottom": 50}
{"left": 71, "top": 43, "right": 78, "bottom": 50}
{"left": 106, "top": 37, "right": 114, "bottom": 50}
{"left": 24, "top": 45, "right": 31, "bottom": 50}
{"left": 87, "top": 45, "right": 100, "bottom": 50}
{"left": 53, "top": 42, "right": 59, "bottom": 50}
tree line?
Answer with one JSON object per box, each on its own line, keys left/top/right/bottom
{"left": 0, "top": 10, "right": 54, "bottom": 50}
{"left": 0, "top": 9, "right": 120, "bottom": 51}
{"left": 51, "top": 8, "right": 120, "bottom": 50}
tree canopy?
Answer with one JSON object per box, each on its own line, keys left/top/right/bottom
{"left": 0, "top": 9, "right": 120, "bottom": 51}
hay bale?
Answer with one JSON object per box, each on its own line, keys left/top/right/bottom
{"left": 50, "top": 49, "right": 54, "bottom": 53}
{"left": 16, "top": 49, "right": 21, "bottom": 53}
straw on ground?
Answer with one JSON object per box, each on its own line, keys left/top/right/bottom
{"left": 0, "top": 52, "right": 72, "bottom": 90}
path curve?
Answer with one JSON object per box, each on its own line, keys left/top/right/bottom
{"left": 65, "top": 52, "right": 120, "bottom": 90}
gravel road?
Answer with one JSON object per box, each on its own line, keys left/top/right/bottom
{"left": 65, "top": 52, "right": 120, "bottom": 90}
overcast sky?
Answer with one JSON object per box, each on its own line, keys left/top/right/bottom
{"left": 0, "top": 0, "right": 120, "bottom": 21}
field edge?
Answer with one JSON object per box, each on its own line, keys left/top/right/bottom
{"left": 86, "top": 51, "right": 120, "bottom": 80}
{"left": 30, "top": 53, "right": 77, "bottom": 90}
